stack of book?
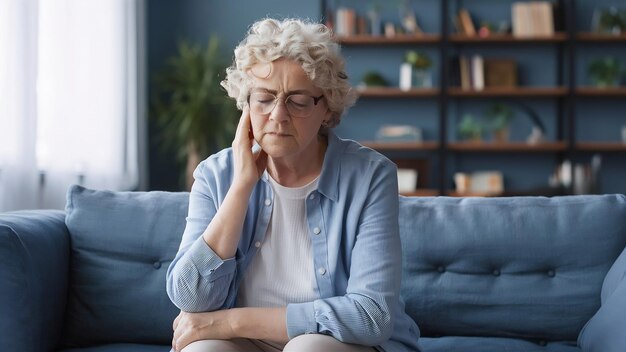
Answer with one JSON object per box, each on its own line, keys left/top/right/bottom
{"left": 512, "top": 1, "right": 555, "bottom": 37}
{"left": 451, "top": 55, "right": 518, "bottom": 90}
{"left": 333, "top": 7, "right": 359, "bottom": 37}
{"left": 331, "top": 7, "right": 423, "bottom": 37}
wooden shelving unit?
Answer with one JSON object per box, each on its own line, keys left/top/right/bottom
{"left": 401, "top": 189, "right": 440, "bottom": 197}
{"left": 448, "top": 141, "right": 567, "bottom": 153}
{"left": 356, "top": 87, "right": 439, "bottom": 98}
{"left": 576, "top": 142, "right": 626, "bottom": 152}
{"left": 323, "top": 0, "right": 626, "bottom": 197}
{"left": 448, "top": 87, "right": 568, "bottom": 97}
{"left": 336, "top": 33, "right": 440, "bottom": 45}
{"left": 446, "top": 187, "right": 566, "bottom": 197}
{"left": 449, "top": 33, "right": 568, "bottom": 44}
{"left": 576, "top": 33, "right": 626, "bottom": 42}
{"left": 360, "top": 141, "right": 439, "bottom": 151}
{"left": 575, "top": 87, "right": 626, "bottom": 97}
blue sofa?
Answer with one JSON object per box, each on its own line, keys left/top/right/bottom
{"left": 1, "top": 185, "right": 626, "bottom": 352}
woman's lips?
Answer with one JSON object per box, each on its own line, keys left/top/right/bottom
{"left": 266, "top": 132, "right": 291, "bottom": 137}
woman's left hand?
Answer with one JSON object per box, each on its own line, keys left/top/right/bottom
{"left": 172, "top": 310, "right": 236, "bottom": 352}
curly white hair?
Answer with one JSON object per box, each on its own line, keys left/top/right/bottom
{"left": 221, "top": 18, "right": 357, "bottom": 128}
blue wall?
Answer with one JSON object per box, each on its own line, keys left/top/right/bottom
{"left": 148, "top": 0, "right": 626, "bottom": 194}
{"left": 147, "top": 0, "right": 321, "bottom": 190}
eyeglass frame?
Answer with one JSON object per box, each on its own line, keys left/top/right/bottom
{"left": 246, "top": 91, "right": 325, "bottom": 118}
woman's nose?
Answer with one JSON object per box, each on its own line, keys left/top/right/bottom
{"left": 269, "top": 99, "right": 290, "bottom": 122}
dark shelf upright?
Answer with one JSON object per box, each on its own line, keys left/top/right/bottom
{"left": 556, "top": 0, "right": 566, "bottom": 164}
{"left": 567, "top": 0, "right": 577, "bottom": 194}
{"left": 439, "top": 0, "right": 450, "bottom": 196}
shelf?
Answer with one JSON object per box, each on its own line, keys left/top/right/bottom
{"left": 449, "top": 33, "right": 567, "bottom": 44}
{"left": 448, "top": 141, "right": 567, "bottom": 153}
{"left": 575, "top": 87, "right": 626, "bottom": 97}
{"left": 448, "top": 87, "right": 568, "bottom": 98}
{"left": 357, "top": 87, "right": 439, "bottom": 98}
{"left": 576, "top": 142, "right": 626, "bottom": 152}
{"left": 446, "top": 190, "right": 503, "bottom": 197}
{"left": 401, "top": 189, "right": 440, "bottom": 197}
{"left": 336, "top": 33, "right": 441, "bottom": 45}
{"left": 446, "top": 187, "right": 566, "bottom": 197}
{"left": 576, "top": 33, "right": 626, "bottom": 42}
{"left": 360, "top": 141, "right": 439, "bottom": 151}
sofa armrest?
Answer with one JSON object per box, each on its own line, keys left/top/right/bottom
{"left": 578, "top": 245, "right": 626, "bottom": 352}
{"left": 0, "top": 210, "right": 69, "bottom": 352}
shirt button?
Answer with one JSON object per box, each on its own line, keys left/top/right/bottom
{"left": 153, "top": 261, "right": 162, "bottom": 269}
{"left": 313, "top": 227, "right": 321, "bottom": 235}
{"left": 264, "top": 199, "right": 271, "bottom": 206}
{"left": 318, "top": 267, "right": 326, "bottom": 275}
{"left": 309, "top": 193, "right": 316, "bottom": 200}
{"left": 547, "top": 270, "right": 555, "bottom": 277}
{"left": 255, "top": 241, "right": 261, "bottom": 248}
{"left": 437, "top": 266, "right": 445, "bottom": 273}
{"left": 493, "top": 269, "right": 501, "bottom": 276}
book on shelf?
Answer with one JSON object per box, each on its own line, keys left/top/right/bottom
{"left": 356, "top": 15, "right": 367, "bottom": 35}
{"left": 512, "top": 1, "right": 554, "bottom": 37}
{"left": 459, "top": 56, "right": 472, "bottom": 90}
{"left": 472, "top": 55, "right": 485, "bottom": 91}
{"left": 335, "top": 7, "right": 357, "bottom": 36}
{"left": 458, "top": 9, "right": 476, "bottom": 36}
{"left": 484, "top": 59, "right": 518, "bottom": 87}
{"left": 530, "top": 2, "right": 554, "bottom": 36}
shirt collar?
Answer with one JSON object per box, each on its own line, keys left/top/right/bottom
{"left": 316, "top": 130, "right": 343, "bottom": 202}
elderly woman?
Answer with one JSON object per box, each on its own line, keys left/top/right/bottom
{"left": 166, "top": 18, "right": 420, "bottom": 352}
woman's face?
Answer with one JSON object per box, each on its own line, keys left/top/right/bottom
{"left": 248, "top": 58, "right": 331, "bottom": 160}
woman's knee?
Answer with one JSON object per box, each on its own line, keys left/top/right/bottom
{"left": 180, "top": 339, "right": 256, "bottom": 352}
{"left": 283, "top": 334, "right": 374, "bottom": 352}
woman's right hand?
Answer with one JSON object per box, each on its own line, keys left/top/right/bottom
{"left": 231, "top": 107, "right": 268, "bottom": 191}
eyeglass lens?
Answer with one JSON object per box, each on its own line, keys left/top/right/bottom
{"left": 249, "top": 92, "right": 318, "bottom": 118}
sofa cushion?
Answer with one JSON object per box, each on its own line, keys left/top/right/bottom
{"left": 62, "top": 185, "right": 189, "bottom": 347}
{"left": 577, "top": 245, "right": 626, "bottom": 352}
{"left": 419, "top": 336, "right": 580, "bottom": 352}
{"left": 399, "top": 195, "right": 626, "bottom": 341}
{"left": 60, "top": 344, "right": 170, "bottom": 352}
{"left": 0, "top": 210, "right": 68, "bottom": 352}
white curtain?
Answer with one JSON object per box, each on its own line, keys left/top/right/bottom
{"left": 0, "top": 0, "right": 146, "bottom": 211}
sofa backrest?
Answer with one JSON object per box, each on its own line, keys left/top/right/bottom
{"left": 399, "top": 194, "right": 626, "bottom": 342}
{"left": 62, "top": 185, "right": 189, "bottom": 347}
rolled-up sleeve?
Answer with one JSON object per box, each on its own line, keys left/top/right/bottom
{"left": 166, "top": 161, "right": 237, "bottom": 312}
{"left": 286, "top": 160, "right": 401, "bottom": 346}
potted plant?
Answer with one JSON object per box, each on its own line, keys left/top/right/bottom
{"left": 404, "top": 50, "right": 432, "bottom": 87}
{"left": 588, "top": 57, "right": 623, "bottom": 88}
{"left": 152, "top": 36, "right": 238, "bottom": 190}
{"left": 360, "top": 71, "right": 389, "bottom": 88}
{"left": 486, "top": 103, "right": 515, "bottom": 142}
{"left": 458, "top": 114, "right": 483, "bottom": 142}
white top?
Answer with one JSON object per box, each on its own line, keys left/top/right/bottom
{"left": 235, "top": 174, "right": 320, "bottom": 308}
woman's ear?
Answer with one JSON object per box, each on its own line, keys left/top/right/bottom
{"left": 324, "top": 107, "right": 333, "bottom": 122}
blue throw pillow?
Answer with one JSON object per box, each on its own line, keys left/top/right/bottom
{"left": 578, "top": 246, "right": 626, "bottom": 352}
{"left": 62, "top": 185, "right": 189, "bottom": 347}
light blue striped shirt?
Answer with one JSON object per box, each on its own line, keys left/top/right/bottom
{"left": 166, "top": 131, "right": 421, "bottom": 352}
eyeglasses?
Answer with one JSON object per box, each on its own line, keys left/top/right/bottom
{"left": 247, "top": 92, "right": 325, "bottom": 118}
